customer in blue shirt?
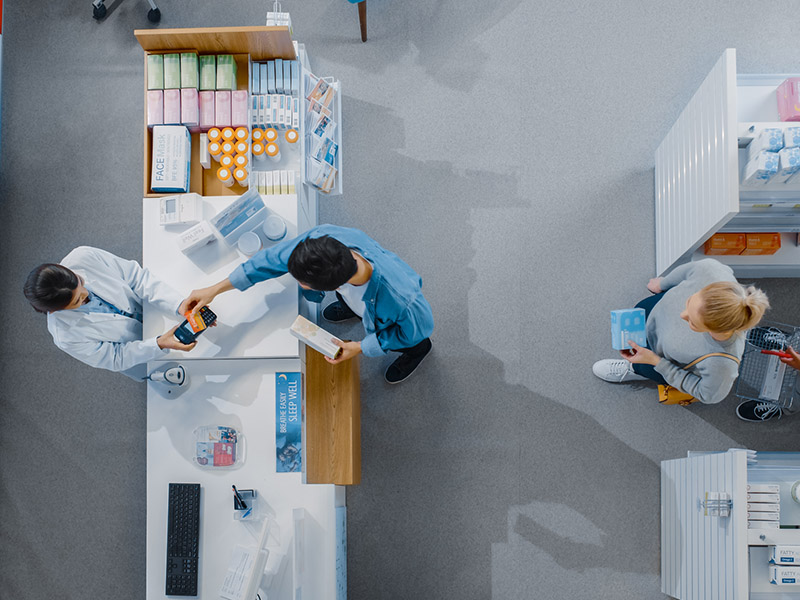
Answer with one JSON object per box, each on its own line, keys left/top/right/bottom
{"left": 179, "top": 225, "right": 434, "bottom": 383}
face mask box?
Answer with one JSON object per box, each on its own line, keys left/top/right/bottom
{"left": 151, "top": 126, "right": 191, "bottom": 193}
{"left": 748, "top": 128, "right": 785, "bottom": 161}
{"left": 770, "top": 566, "right": 800, "bottom": 585}
{"left": 163, "top": 89, "right": 181, "bottom": 125}
{"left": 777, "top": 78, "right": 800, "bottom": 122}
{"left": 704, "top": 233, "right": 746, "bottom": 255}
{"left": 771, "top": 546, "right": 800, "bottom": 565}
{"left": 743, "top": 151, "right": 779, "bottom": 185}
{"left": 163, "top": 53, "right": 181, "bottom": 90}
{"left": 610, "top": 308, "right": 647, "bottom": 350}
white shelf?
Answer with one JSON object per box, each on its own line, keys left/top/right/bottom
{"left": 691, "top": 232, "right": 800, "bottom": 277}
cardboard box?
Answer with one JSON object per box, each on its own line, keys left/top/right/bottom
{"left": 180, "top": 52, "right": 199, "bottom": 89}
{"left": 163, "top": 89, "right": 181, "bottom": 125}
{"left": 610, "top": 308, "right": 647, "bottom": 350}
{"left": 777, "top": 78, "right": 800, "bottom": 122}
{"left": 770, "top": 566, "right": 800, "bottom": 585}
{"left": 704, "top": 233, "right": 746, "bottom": 255}
{"left": 743, "top": 151, "right": 780, "bottom": 185}
{"left": 742, "top": 233, "right": 781, "bottom": 256}
{"left": 289, "top": 315, "right": 343, "bottom": 360}
{"left": 151, "top": 126, "right": 191, "bottom": 193}
{"left": 180, "top": 88, "right": 199, "bottom": 129}
{"left": 163, "top": 53, "right": 181, "bottom": 90}
{"left": 147, "top": 54, "right": 164, "bottom": 90}
{"left": 147, "top": 90, "right": 163, "bottom": 127}
{"left": 199, "top": 55, "right": 216, "bottom": 90}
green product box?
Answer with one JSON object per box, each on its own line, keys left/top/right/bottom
{"left": 163, "top": 53, "right": 181, "bottom": 89}
{"left": 146, "top": 54, "right": 164, "bottom": 90}
{"left": 180, "top": 52, "right": 199, "bottom": 89}
{"left": 216, "top": 55, "right": 237, "bottom": 91}
{"left": 199, "top": 55, "right": 216, "bottom": 90}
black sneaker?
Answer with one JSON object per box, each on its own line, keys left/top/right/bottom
{"left": 736, "top": 400, "right": 782, "bottom": 422}
{"left": 384, "top": 339, "right": 432, "bottom": 384}
{"left": 322, "top": 301, "right": 358, "bottom": 322}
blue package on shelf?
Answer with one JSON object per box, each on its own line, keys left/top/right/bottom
{"left": 611, "top": 308, "right": 647, "bottom": 350}
{"left": 251, "top": 62, "right": 260, "bottom": 95}
{"left": 260, "top": 63, "right": 268, "bottom": 95}
{"left": 267, "top": 61, "right": 276, "bottom": 94}
{"left": 275, "top": 59, "right": 284, "bottom": 94}
{"left": 283, "top": 61, "right": 292, "bottom": 97}
{"left": 290, "top": 60, "right": 300, "bottom": 96}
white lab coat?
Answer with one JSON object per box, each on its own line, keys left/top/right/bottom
{"left": 46, "top": 246, "right": 184, "bottom": 381}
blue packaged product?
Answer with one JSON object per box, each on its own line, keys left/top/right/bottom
{"left": 611, "top": 308, "right": 647, "bottom": 350}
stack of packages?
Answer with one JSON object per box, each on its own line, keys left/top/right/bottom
{"left": 747, "top": 483, "right": 781, "bottom": 530}
{"left": 305, "top": 74, "right": 338, "bottom": 193}
{"left": 770, "top": 545, "right": 800, "bottom": 587}
{"left": 743, "top": 127, "right": 800, "bottom": 185}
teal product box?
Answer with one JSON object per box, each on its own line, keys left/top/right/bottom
{"left": 786, "top": 128, "right": 800, "bottom": 150}
{"left": 150, "top": 125, "right": 191, "bottom": 193}
{"left": 199, "top": 55, "right": 216, "bottom": 90}
{"left": 275, "top": 58, "right": 284, "bottom": 93}
{"left": 743, "top": 151, "right": 779, "bottom": 185}
{"left": 260, "top": 63, "right": 268, "bottom": 94}
{"left": 216, "top": 55, "right": 237, "bottom": 91}
{"left": 748, "top": 128, "right": 785, "bottom": 161}
{"left": 180, "top": 53, "right": 199, "bottom": 89}
{"left": 611, "top": 308, "right": 647, "bottom": 350}
{"left": 283, "top": 61, "right": 292, "bottom": 96}
{"left": 776, "top": 147, "right": 800, "bottom": 183}
{"left": 290, "top": 60, "right": 300, "bottom": 96}
{"left": 147, "top": 54, "right": 164, "bottom": 90}
{"left": 163, "top": 53, "right": 181, "bottom": 90}
{"left": 251, "top": 62, "right": 260, "bottom": 94}
{"left": 267, "top": 62, "right": 275, "bottom": 94}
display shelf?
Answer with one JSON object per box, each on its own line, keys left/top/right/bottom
{"left": 691, "top": 232, "right": 800, "bottom": 276}
{"left": 739, "top": 149, "right": 800, "bottom": 195}
{"left": 749, "top": 546, "right": 800, "bottom": 599}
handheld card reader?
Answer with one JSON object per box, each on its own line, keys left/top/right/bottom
{"left": 174, "top": 306, "right": 217, "bottom": 345}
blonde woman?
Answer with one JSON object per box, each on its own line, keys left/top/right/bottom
{"left": 593, "top": 259, "right": 770, "bottom": 418}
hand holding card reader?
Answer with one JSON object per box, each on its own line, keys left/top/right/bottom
{"left": 174, "top": 306, "right": 217, "bottom": 345}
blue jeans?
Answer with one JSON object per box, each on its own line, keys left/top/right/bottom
{"left": 631, "top": 293, "right": 668, "bottom": 385}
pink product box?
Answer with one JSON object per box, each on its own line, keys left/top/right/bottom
{"left": 215, "top": 90, "right": 231, "bottom": 128}
{"left": 163, "top": 89, "right": 181, "bottom": 125}
{"left": 778, "top": 78, "right": 800, "bottom": 122}
{"left": 231, "top": 90, "right": 249, "bottom": 128}
{"left": 181, "top": 88, "right": 199, "bottom": 129}
{"left": 147, "top": 90, "right": 163, "bottom": 127}
{"left": 199, "top": 91, "right": 215, "bottom": 131}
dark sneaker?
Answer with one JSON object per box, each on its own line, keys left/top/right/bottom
{"left": 322, "top": 301, "right": 358, "bottom": 322}
{"left": 384, "top": 339, "right": 432, "bottom": 384}
{"left": 736, "top": 400, "right": 782, "bottom": 422}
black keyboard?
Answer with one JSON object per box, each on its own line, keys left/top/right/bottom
{"left": 165, "top": 483, "right": 201, "bottom": 596}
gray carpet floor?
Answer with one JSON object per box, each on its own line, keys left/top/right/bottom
{"left": 2, "top": 1, "right": 800, "bottom": 599}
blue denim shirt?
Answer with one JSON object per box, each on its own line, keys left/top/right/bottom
{"left": 228, "top": 225, "right": 434, "bottom": 357}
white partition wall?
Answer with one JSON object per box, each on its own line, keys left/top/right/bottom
{"left": 654, "top": 49, "right": 740, "bottom": 276}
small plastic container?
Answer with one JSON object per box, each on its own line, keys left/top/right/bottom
{"left": 208, "top": 141, "right": 223, "bottom": 161}
{"left": 285, "top": 129, "right": 298, "bottom": 145}
{"left": 207, "top": 127, "right": 222, "bottom": 144}
{"left": 252, "top": 142, "right": 266, "bottom": 160}
{"left": 219, "top": 154, "right": 235, "bottom": 169}
{"left": 263, "top": 214, "right": 287, "bottom": 241}
{"left": 217, "top": 167, "right": 234, "bottom": 187}
{"left": 193, "top": 425, "right": 244, "bottom": 469}
{"left": 251, "top": 128, "right": 265, "bottom": 143}
{"left": 221, "top": 127, "right": 235, "bottom": 142}
{"left": 234, "top": 127, "right": 249, "bottom": 142}
{"left": 234, "top": 140, "right": 249, "bottom": 155}
{"left": 264, "top": 128, "right": 278, "bottom": 143}
{"left": 238, "top": 230, "right": 262, "bottom": 255}
{"left": 265, "top": 142, "right": 280, "bottom": 162}
{"left": 233, "top": 167, "right": 249, "bottom": 187}
{"left": 221, "top": 140, "right": 235, "bottom": 156}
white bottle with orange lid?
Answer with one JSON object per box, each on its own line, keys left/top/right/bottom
{"left": 221, "top": 140, "right": 235, "bottom": 156}
{"left": 208, "top": 141, "right": 223, "bottom": 161}
{"left": 233, "top": 154, "right": 249, "bottom": 169}
{"left": 233, "top": 167, "right": 249, "bottom": 186}
{"left": 217, "top": 167, "right": 234, "bottom": 187}
{"left": 234, "top": 127, "right": 249, "bottom": 142}
{"left": 207, "top": 127, "right": 223, "bottom": 144}
{"left": 252, "top": 128, "right": 265, "bottom": 143}
{"left": 265, "top": 142, "right": 280, "bottom": 162}
{"left": 252, "top": 141, "right": 266, "bottom": 160}
{"left": 221, "top": 127, "right": 235, "bottom": 142}
{"left": 220, "top": 154, "right": 235, "bottom": 169}
{"left": 285, "top": 129, "right": 299, "bottom": 145}
{"left": 234, "top": 140, "right": 249, "bottom": 155}
{"left": 264, "top": 128, "right": 279, "bottom": 144}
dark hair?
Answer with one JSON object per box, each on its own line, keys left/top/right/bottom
{"left": 24, "top": 264, "right": 79, "bottom": 313}
{"left": 287, "top": 235, "right": 358, "bottom": 291}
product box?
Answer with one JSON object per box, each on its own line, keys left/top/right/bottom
{"left": 777, "top": 78, "right": 800, "bottom": 122}
{"left": 163, "top": 89, "right": 181, "bottom": 125}
{"left": 747, "top": 492, "right": 781, "bottom": 503}
{"left": 748, "top": 511, "right": 781, "bottom": 520}
{"left": 771, "top": 546, "right": 800, "bottom": 565}
{"left": 743, "top": 151, "right": 780, "bottom": 185}
{"left": 215, "top": 91, "right": 231, "bottom": 128}
{"left": 180, "top": 88, "right": 199, "bottom": 129}
{"left": 180, "top": 52, "right": 199, "bottom": 89}
{"left": 290, "top": 60, "right": 299, "bottom": 95}
{"left": 199, "top": 91, "right": 215, "bottom": 131}
{"left": 748, "top": 128, "right": 785, "bottom": 160}
{"left": 163, "top": 53, "right": 181, "bottom": 90}
{"left": 231, "top": 91, "right": 249, "bottom": 128}
{"left": 747, "top": 502, "right": 780, "bottom": 512}
{"left": 786, "top": 128, "right": 800, "bottom": 149}
{"left": 275, "top": 59, "right": 284, "bottom": 93}
{"left": 748, "top": 484, "right": 781, "bottom": 494}
{"left": 272, "top": 170, "right": 281, "bottom": 194}
{"left": 610, "top": 308, "right": 647, "bottom": 350}
{"left": 159, "top": 192, "right": 202, "bottom": 225}
{"left": 265, "top": 171, "right": 273, "bottom": 195}
{"left": 288, "top": 170, "right": 296, "bottom": 194}
{"left": 151, "top": 125, "right": 191, "bottom": 193}
{"left": 267, "top": 61, "right": 276, "bottom": 94}
{"left": 280, "top": 170, "right": 288, "bottom": 195}
{"left": 216, "top": 55, "right": 237, "bottom": 91}
{"left": 147, "top": 54, "right": 164, "bottom": 90}
{"left": 147, "top": 90, "right": 163, "bottom": 127}
{"left": 289, "top": 315, "right": 343, "bottom": 360}
{"left": 775, "top": 147, "right": 800, "bottom": 183}
{"left": 251, "top": 62, "right": 260, "bottom": 95}
{"left": 742, "top": 233, "right": 781, "bottom": 256}
{"left": 704, "top": 233, "right": 746, "bottom": 255}
{"left": 283, "top": 61, "right": 291, "bottom": 96}
{"left": 199, "top": 55, "right": 216, "bottom": 90}
{"left": 199, "top": 134, "right": 210, "bottom": 170}
{"left": 261, "top": 63, "right": 269, "bottom": 95}
{"left": 749, "top": 520, "right": 780, "bottom": 529}
{"left": 177, "top": 220, "right": 216, "bottom": 254}
{"left": 293, "top": 98, "right": 300, "bottom": 129}
{"left": 770, "top": 566, "right": 800, "bottom": 585}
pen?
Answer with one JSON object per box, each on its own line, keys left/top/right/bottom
{"left": 232, "top": 485, "right": 247, "bottom": 509}
{"left": 761, "top": 349, "right": 793, "bottom": 359}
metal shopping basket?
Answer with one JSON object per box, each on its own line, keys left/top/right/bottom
{"left": 736, "top": 321, "right": 800, "bottom": 414}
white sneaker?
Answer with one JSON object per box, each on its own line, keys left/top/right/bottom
{"left": 592, "top": 359, "right": 648, "bottom": 383}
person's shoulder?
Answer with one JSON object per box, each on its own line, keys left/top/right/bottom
{"left": 62, "top": 245, "right": 113, "bottom": 266}
{"left": 694, "top": 258, "right": 735, "bottom": 278}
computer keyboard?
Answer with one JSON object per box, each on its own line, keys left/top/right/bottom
{"left": 165, "top": 483, "right": 201, "bottom": 596}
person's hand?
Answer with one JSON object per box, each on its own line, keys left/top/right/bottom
{"left": 647, "top": 277, "right": 663, "bottom": 294}
{"left": 178, "top": 286, "right": 219, "bottom": 316}
{"left": 620, "top": 340, "right": 660, "bottom": 366}
{"left": 780, "top": 346, "right": 800, "bottom": 372}
{"left": 157, "top": 325, "right": 198, "bottom": 352}
{"left": 325, "top": 340, "right": 362, "bottom": 364}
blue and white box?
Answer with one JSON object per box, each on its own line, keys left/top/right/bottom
{"left": 748, "top": 128, "right": 785, "bottom": 161}
{"left": 785, "top": 127, "right": 800, "bottom": 150}
{"left": 275, "top": 59, "right": 284, "bottom": 93}
{"left": 267, "top": 61, "right": 276, "bottom": 94}
{"left": 611, "top": 308, "right": 647, "bottom": 350}
{"left": 209, "top": 188, "right": 267, "bottom": 247}
{"left": 260, "top": 63, "right": 268, "bottom": 95}
{"left": 251, "top": 63, "right": 260, "bottom": 95}
{"left": 770, "top": 566, "right": 800, "bottom": 585}
{"left": 776, "top": 147, "right": 800, "bottom": 183}
{"left": 283, "top": 61, "right": 292, "bottom": 96}
{"left": 150, "top": 125, "right": 191, "bottom": 193}
{"left": 771, "top": 546, "right": 800, "bottom": 565}
{"left": 290, "top": 60, "right": 300, "bottom": 96}
{"left": 743, "top": 151, "right": 780, "bottom": 185}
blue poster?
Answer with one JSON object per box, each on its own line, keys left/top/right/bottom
{"left": 276, "top": 372, "right": 302, "bottom": 472}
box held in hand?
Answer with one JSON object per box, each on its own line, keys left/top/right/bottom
{"left": 290, "top": 315, "right": 343, "bottom": 360}
{"left": 611, "top": 308, "right": 647, "bottom": 350}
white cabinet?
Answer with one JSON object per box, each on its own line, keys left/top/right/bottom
{"left": 655, "top": 49, "right": 800, "bottom": 277}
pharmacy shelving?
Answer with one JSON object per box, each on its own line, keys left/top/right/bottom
{"left": 655, "top": 49, "right": 800, "bottom": 278}
{"left": 662, "top": 450, "right": 800, "bottom": 599}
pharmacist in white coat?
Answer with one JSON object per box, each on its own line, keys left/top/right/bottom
{"left": 24, "top": 246, "right": 196, "bottom": 380}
